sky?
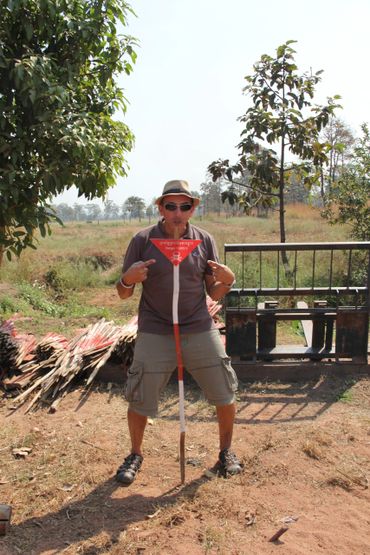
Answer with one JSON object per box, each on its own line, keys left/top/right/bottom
{"left": 55, "top": 0, "right": 370, "bottom": 207}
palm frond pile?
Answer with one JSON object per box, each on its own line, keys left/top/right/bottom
{"left": 0, "top": 296, "right": 222, "bottom": 412}
{"left": 35, "top": 332, "right": 69, "bottom": 360}
{"left": 6, "top": 318, "right": 138, "bottom": 412}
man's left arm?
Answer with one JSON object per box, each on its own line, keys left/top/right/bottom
{"left": 205, "top": 260, "right": 235, "bottom": 301}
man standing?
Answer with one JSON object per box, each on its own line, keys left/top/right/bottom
{"left": 116, "top": 180, "right": 242, "bottom": 485}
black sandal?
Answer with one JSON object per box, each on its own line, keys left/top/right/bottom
{"left": 217, "top": 449, "right": 242, "bottom": 477}
{"left": 116, "top": 453, "right": 143, "bottom": 486}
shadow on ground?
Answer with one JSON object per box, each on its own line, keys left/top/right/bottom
{"left": 0, "top": 474, "right": 209, "bottom": 555}
{"left": 157, "top": 372, "right": 364, "bottom": 425}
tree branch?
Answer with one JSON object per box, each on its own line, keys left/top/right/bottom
{"left": 259, "top": 76, "right": 284, "bottom": 102}
{"left": 226, "top": 178, "right": 280, "bottom": 198}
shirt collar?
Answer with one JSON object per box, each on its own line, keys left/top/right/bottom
{"left": 158, "top": 219, "right": 192, "bottom": 238}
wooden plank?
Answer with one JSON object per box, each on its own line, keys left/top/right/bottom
{"left": 296, "top": 301, "right": 312, "bottom": 346}
{"left": 258, "top": 346, "right": 335, "bottom": 360}
{"left": 229, "top": 360, "right": 370, "bottom": 382}
{"left": 256, "top": 311, "right": 336, "bottom": 320}
{"left": 227, "top": 307, "right": 337, "bottom": 318}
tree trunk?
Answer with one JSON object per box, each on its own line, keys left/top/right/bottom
{"left": 320, "top": 165, "right": 325, "bottom": 202}
{"left": 279, "top": 133, "right": 290, "bottom": 275}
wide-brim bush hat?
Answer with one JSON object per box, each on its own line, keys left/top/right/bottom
{"left": 155, "top": 180, "right": 200, "bottom": 207}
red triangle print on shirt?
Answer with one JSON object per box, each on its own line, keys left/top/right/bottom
{"left": 150, "top": 239, "right": 202, "bottom": 266}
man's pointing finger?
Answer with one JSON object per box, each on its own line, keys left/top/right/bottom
{"left": 144, "top": 259, "right": 156, "bottom": 267}
{"left": 207, "top": 260, "right": 220, "bottom": 269}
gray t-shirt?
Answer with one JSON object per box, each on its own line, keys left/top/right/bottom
{"left": 122, "top": 220, "right": 219, "bottom": 334}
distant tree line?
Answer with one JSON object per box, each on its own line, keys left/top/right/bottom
{"left": 52, "top": 197, "right": 148, "bottom": 223}
{"left": 53, "top": 173, "right": 317, "bottom": 223}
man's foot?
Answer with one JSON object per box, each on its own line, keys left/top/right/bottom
{"left": 116, "top": 453, "right": 143, "bottom": 486}
{"left": 217, "top": 448, "right": 242, "bottom": 477}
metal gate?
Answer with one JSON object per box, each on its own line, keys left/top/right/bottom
{"left": 224, "top": 242, "right": 370, "bottom": 364}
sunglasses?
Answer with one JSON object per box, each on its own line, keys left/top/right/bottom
{"left": 163, "top": 202, "right": 193, "bottom": 212}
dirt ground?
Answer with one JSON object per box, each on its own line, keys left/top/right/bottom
{"left": 0, "top": 372, "right": 369, "bottom": 555}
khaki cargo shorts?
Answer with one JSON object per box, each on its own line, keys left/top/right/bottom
{"left": 124, "top": 329, "right": 238, "bottom": 417}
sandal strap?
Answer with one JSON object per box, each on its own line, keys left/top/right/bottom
{"left": 117, "top": 453, "right": 143, "bottom": 474}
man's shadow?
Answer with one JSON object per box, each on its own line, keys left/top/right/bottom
{"left": 1, "top": 473, "right": 210, "bottom": 555}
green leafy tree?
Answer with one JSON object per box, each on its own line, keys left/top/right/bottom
{"left": 0, "top": 0, "right": 137, "bottom": 264}
{"left": 322, "top": 123, "right": 370, "bottom": 240}
{"left": 209, "top": 40, "right": 340, "bottom": 268}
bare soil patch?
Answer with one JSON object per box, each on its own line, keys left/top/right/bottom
{"left": 0, "top": 375, "right": 369, "bottom": 555}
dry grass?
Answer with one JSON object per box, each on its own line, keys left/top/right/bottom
{"left": 302, "top": 428, "right": 333, "bottom": 459}
{"left": 302, "top": 439, "right": 324, "bottom": 460}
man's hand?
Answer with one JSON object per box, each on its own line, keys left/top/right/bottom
{"left": 122, "top": 259, "right": 156, "bottom": 286}
{"left": 207, "top": 260, "right": 235, "bottom": 286}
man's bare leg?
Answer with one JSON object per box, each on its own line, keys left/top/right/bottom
{"left": 216, "top": 402, "right": 242, "bottom": 475}
{"left": 216, "top": 402, "right": 236, "bottom": 450}
{"left": 116, "top": 409, "right": 147, "bottom": 485}
{"left": 128, "top": 409, "right": 147, "bottom": 456}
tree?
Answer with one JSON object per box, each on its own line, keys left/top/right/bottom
{"left": 200, "top": 181, "right": 222, "bottom": 215}
{"left": 285, "top": 171, "right": 310, "bottom": 204}
{"left": 146, "top": 203, "right": 154, "bottom": 223}
{"left": 54, "top": 202, "right": 74, "bottom": 221}
{"left": 104, "top": 199, "right": 120, "bottom": 220}
{"left": 209, "top": 40, "right": 340, "bottom": 269}
{"left": 85, "top": 203, "right": 101, "bottom": 221}
{"left": 123, "top": 196, "right": 145, "bottom": 220}
{"left": 0, "top": 0, "right": 137, "bottom": 264}
{"left": 73, "top": 203, "right": 86, "bottom": 222}
{"left": 322, "top": 123, "right": 370, "bottom": 241}
{"left": 318, "top": 117, "right": 355, "bottom": 200}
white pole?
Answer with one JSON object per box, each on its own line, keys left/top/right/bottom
{"left": 173, "top": 264, "right": 186, "bottom": 435}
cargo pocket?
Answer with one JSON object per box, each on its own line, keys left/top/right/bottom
{"left": 221, "top": 357, "right": 239, "bottom": 392}
{"left": 124, "top": 362, "right": 144, "bottom": 403}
